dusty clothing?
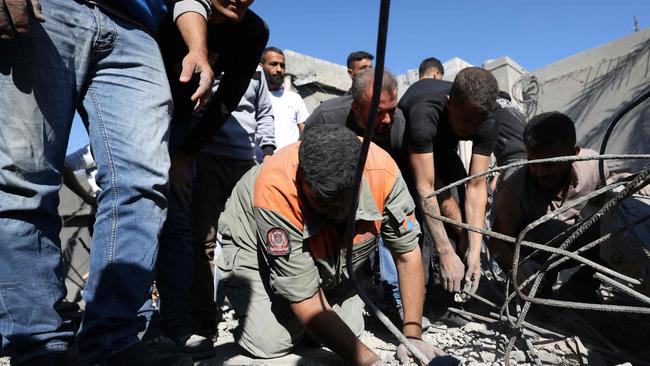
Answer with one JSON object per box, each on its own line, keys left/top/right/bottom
{"left": 493, "top": 149, "right": 605, "bottom": 235}
{"left": 216, "top": 142, "right": 420, "bottom": 356}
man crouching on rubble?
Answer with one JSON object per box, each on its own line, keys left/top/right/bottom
{"left": 489, "top": 112, "right": 605, "bottom": 299}
{"left": 215, "top": 125, "right": 447, "bottom": 364}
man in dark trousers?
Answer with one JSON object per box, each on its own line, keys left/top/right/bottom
{"left": 154, "top": 0, "right": 269, "bottom": 357}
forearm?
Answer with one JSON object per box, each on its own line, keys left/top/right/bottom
{"left": 419, "top": 189, "right": 454, "bottom": 256}
{"left": 464, "top": 181, "right": 488, "bottom": 257}
{"left": 290, "top": 290, "right": 379, "bottom": 365}
{"left": 175, "top": 11, "right": 208, "bottom": 55}
{"left": 393, "top": 247, "right": 425, "bottom": 339}
{"left": 438, "top": 190, "right": 463, "bottom": 238}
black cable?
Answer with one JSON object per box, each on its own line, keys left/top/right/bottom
{"left": 599, "top": 88, "right": 650, "bottom": 184}
{"left": 342, "top": 1, "right": 431, "bottom": 364}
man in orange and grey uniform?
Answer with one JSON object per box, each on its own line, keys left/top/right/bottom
{"left": 215, "top": 125, "right": 447, "bottom": 364}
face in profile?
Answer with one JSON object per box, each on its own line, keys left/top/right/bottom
{"left": 352, "top": 89, "right": 397, "bottom": 142}
{"left": 526, "top": 144, "right": 579, "bottom": 191}
{"left": 446, "top": 97, "right": 485, "bottom": 138}
{"left": 211, "top": 0, "right": 254, "bottom": 23}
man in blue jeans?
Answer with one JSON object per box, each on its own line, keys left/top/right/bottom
{"left": 0, "top": 1, "right": 213, "bottom": 365}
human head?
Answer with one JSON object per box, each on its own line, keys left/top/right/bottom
{"left": 524, "top": 112, "right": 580, "bottom": 191}
{"left": 418, "top": 57, "right": 444, "bottom": 80}
{"left": 446, "top": 67, "right": 498, "bottom": 138}
{"left": 347, "top": 51, "right": 374, "bottom": 80}
{"left": 260, "top": 47, "right": 285, "bottom": 91}
{"left": 210, "top": 0, "right": 255, "bottom": 24}
{"left": 299, "top": 125, "right": 361, "bottom": 223}
{"left": 350, "top": 68, "right": 398, "bottom": 142}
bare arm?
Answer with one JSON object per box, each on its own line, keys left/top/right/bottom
{"left": 409, "top": 149, "right": 465, "bottom": 292}
{"left": 175, "top": 11, "right": 213, "bottom": 111}
{"left": 393, "top": 246, "right": 425, "bottom": 338}
{"left": 462, "top": 154, "right": 490, "bottom": 292}
{"left": 290, "top": 290, "right": 380, "bottom": 366}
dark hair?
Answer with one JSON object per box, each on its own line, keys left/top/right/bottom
{"left": 524, "top": 112, "right": 576, "bottom": 150}
{"left": 261, "top": 47, "right": 284, "bottom": 62}
{"left": 497, "top": 91, "right": 511, "bottom": 101}
{"left": 418, "top": 57, "right": 444, "bottom": 78}
{"left": 347, "top": 51, "right": 374, "bottom": 69}
{"left": 449, "top": 67, "right": 499, "bottom": 117}
{"left": 299, "top": 125, "right": 361, "bottom": 202}
{"left": 351, "top": 68, "right": 397, "bottom": 102}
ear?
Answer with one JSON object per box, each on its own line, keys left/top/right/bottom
{"left": 574, "top": 146, "right": 581, "bottom": 156}
{"left": 348, "top": 68, "right": 354, "bottom": 79}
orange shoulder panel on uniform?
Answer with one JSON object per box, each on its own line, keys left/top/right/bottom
{"left": 253, "top": 142, "right": 305, "bottom": 230}
{"left": 363, "top": 143, "right": 399, "bottom": 212}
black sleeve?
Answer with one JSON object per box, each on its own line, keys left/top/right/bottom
{"left": 471, "top": 117, "right": 498, "bottom": 156}
{"left": 178, "top": 11, "right": 270, "bottom": 157}
{"left": 405, "top": 102, "right": 440, "bottom": 153}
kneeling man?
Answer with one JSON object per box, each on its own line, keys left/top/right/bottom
{"left": 216, "top": 125, "right": 445, "bottom": 364}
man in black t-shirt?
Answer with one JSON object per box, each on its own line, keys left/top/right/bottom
{"left": 399, "top": 67, "right": 499, "bottom": 297}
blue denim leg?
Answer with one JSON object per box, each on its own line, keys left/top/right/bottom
{"left": 157, "top": 185, "right": 194, "bottom": 338}
{"left": 0, "top": 0, "right": 104, "bottom": 363}
{"left": 74, "top": 5, "right": 172, "bottom": 364}
{"left": 378, "top": 239, "right": 402, "bottom": 306}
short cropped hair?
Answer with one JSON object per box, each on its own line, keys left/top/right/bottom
{"left": 261, "top": 47, "right": 284, "bottom": 62}
{"left": 418, "top": 57, "right": 444, "bottom": 78}
{"left": 449, "top": 67, "right": 499, "bottom": 118}
{"left": 299, "top": 125, "right": 361, "bottom": 202}
{"left": 347, "top": 51, "right": 374, "bottom": 69}
{"left": 351, "top": 68, "right": 397, "bottom": 102}
{"left": 524, "top": 112, "right": 576, "bottom": 150}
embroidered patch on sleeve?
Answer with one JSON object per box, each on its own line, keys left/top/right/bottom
{"left": 266, "top": 228, "right": 290, "bottom": 256}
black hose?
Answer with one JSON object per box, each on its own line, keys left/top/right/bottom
{"left": 599, "top": 88, "right": 650, "bottom": 184}
{"left": 342, "top": 0, "right": 431, "bottom": 364}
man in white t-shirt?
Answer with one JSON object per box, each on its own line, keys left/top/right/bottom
{"left": 260, "top": 47, "right": 310, "bottom": 150}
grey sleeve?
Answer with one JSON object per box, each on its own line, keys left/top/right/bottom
{"left": 172, "top": 0, "right": 211, "bottom": 22}
{"left": 255, "top": 72, "right": 276, "bottom": 150}
{"left": 381, "top": 172, "right": 421, "bottom": 253}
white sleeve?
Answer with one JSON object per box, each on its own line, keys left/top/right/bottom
{"left": 295, "top": 93, "right": 310, "bottom": 123}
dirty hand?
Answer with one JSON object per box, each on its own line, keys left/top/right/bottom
{"left": 0, "top": 0, "right": 45, "bottom": 39}
{"left": 169, "top": 151, "right": 193, "bottom": 208}
{"left": 180, "top": 50, "right": 214, "bottom": 111}
{"left": 396, "top": 338, "right": 448, "bottom": 365}
{"left": 463, "top": 252, "right": 481, "bottom": 294}
{"left": 438, "top": 251, "right": 465, "bottom": 292}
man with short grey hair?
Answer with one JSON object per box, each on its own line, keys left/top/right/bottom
{"left": 304, "top": 68, "right": 405, "bottom": 158}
